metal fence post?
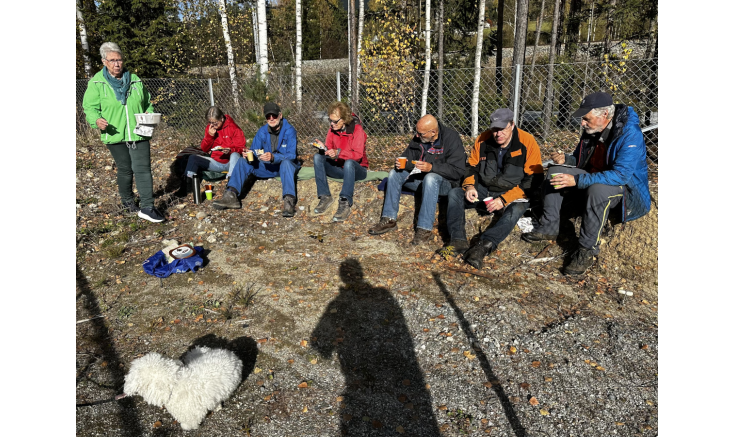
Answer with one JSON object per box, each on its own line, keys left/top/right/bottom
{"left": 208, "top": 79, "right": 215, "bottom": 107}
{"left": 337, "top": 71, "right": 341, "bottom": 102}
{"left": 513, "top": 64, "right": 522, "bottom": 125}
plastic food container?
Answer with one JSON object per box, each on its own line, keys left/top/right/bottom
{"left": 134, "top": 113, "right": 162, "bottom": 124}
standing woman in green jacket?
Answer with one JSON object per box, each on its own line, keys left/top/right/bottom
{"left": 82, "top": 42, "right": 164, "bottom": 223}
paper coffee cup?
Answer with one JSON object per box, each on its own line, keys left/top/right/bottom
{"left": 205, "top": 190, "right": 213, "bottom": 200}
{"left": 550, "top": 173, "right": 561, "bottom": 189}
{"left": 398, "top": 157, "right": 407, "bottom": 169}
{"left": 483, "top": 197, "right": 494, "bottom": 206}
{"left": 246, "top": 151, "right": 254, "bottom": 161}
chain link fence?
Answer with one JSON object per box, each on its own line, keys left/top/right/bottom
{"left": 76, "top": 58, "right": 657, "bottom": 171}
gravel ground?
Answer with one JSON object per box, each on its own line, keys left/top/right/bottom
{"left": 76, "top": 143, "right": 658, "bottom": 437}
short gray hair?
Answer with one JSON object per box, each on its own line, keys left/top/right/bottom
{"left": 100, "top": 42, "right": 122, "bottom": 60}
{"left": 591, "top": 104, "right": 615, "bottom": 120}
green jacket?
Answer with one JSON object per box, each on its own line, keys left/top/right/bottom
{"left": 82, "top": 70, "right": 155, "bottom": 144}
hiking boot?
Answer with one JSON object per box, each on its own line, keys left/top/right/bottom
{"left": 411, "top": 228, "right": 433, "bottom": 246}
{"left": 563, "top": 247, "right": 595, "bottom": 276}
{"left": 439, "top": 239, "right": 470, "bottom": 257}
{"left": 283, "top": 195, "right": 296, "bottom": 217}
{"left": 213, "top": 189, "right": 241, "bottom": 210}
{"left": 332, "top": 198, "right": 351, "bottom": 222}
{"left": 122, "top": 200, "right": 140, "bottom": 215}
{"left": 314, "top": 195, "right": 334, "bottom": 215}
{"left": 521, "top": 231, "right": 558, "bottom": 243}
{"left": 464, "top": 240, "right": 495, "bottom": 269}
{"left": 368, "top": 217, "right": 397, "bottom": 235}
{"left": 138, "top": 207, "right": 165, "bottom": 223}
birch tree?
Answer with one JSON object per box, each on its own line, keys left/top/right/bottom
{"left": 218, "top": 0, "right": 240, "bottom": 108}
{"left": 525, "top": 0, "right": 545, "bottom": 103}
{"left": 510, "top": 0, "right": 529, "bottom": 112}
{"left": 356, "top": 0, "right": 365, "bottom": 102}
{"left": 420, "top": 0, "right": 432, "bottom": 116}
{"left": 76, "top": 0, "right": 93, "bottom": 78}
{"left": 252, "top": 5, "right": 260, "bottom": 64}
{"left": 542, "top": 0, "right": 562, "bottom": 140}
{"left": 295, "top": 0, "right": 303, "bottom": 109}
{"left": 471, "top": 0, "right": 487, "bottom": 137}
{"left": 436, "top": 0, "right": 445, "bottom": 120}
{"left": 257, "top": 0, "right": 269, "bottom": 81}
{"left": 495, "top": 0, "right": 504, "bottom": 94}
{"left": 349, "top": 0, "right": 358, "bottom": 109}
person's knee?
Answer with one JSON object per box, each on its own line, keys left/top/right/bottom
{"left": 586, "top": 184, "right": 612, "bottom": 201}
{"left": 447, "top": 187, "right": 464, "bottom": 202}
{"left": 313, "top": 153, "right": 325, "bottom": 165}
{"left": 343, "top": 159, "right": 358, "bottom": 171}
{"left": 423, "top": 173, "right": 443, "bottom": 189}
{"left": 279, "top": 160, "right": 297, "bottom": 174}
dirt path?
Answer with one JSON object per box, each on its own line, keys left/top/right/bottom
{"left": 76, "top": 141, "right": 658, "bottom": 436}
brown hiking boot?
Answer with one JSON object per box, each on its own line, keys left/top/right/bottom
{"left": 411, "top": 228, "right": 433, "bottom": 246}
{"left": 283, "top": 195, "right": 296, "bottom": 217}
{"left": 332, "top": 198, "right": 351, "bottom": 222}
{"left": 368, "top": 217, "right": 397, "bottom": 235}
{"left": 213, "top": 189, "right": 241, "bottom": 210}
{"left": 314, "top": 195, "right": 334, "bottom": 215}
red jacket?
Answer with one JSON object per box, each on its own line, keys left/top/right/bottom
{"left": 325, "top": 116, "right": 369, "bottom": 168}
{"left": 200, "top": 115, "right": 247, "bottom": 163}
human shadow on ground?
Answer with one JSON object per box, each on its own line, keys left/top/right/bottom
{"left": 182, "top": 334, "right": 259, "bottom": 383}
{"left": 76, "top": 264, "right": 143, "bottom": 437}
{"left": 432, "top": 272, "right": 528, "bottom": 437}
{"left": 312, "top": 258, "right": 441, "bottom": 436}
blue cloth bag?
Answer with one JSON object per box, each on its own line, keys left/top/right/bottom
{"left": 143, "top": 246, "right": 204, "bottom": 278}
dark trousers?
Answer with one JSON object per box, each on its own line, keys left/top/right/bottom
{"left": 446, "top": 185, "right": 529, "bottom": 247}
{"left": 106, "top": 140, "right": 154, "bottom": 208}
{"left": 536, "top": 165, "right": 624, "bottom": 254}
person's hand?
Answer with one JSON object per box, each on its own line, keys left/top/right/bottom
{"left": 465, "top": 188, "right": 479, "bottom": 203}
{"left": 208, "top": 125, "right": 217, "bottom": 136}
{"left": 325, "top": 149, "right": 339, "bottom": 158}
{"left": 486, "top": 198, "right": 504, "bottom": 213}
{"left": 550, "top": 173, "right": 576, "bottom": 189}
{"left": 414, "top": 161, "right": 432, "bottom": 172}
{"left": 96, "top": 118, "right": 108, "bottom": 130}
{"left": 395, "top": 157, "right": 403, "bottom": 169}
{"left": 550, "top": 151, "right": 565, "bottom": 165}
{"left": 259, "top": 152, "right": 273, "bottom": 162}
{"left": 220, "top": 148, "right": 231, "bottom": 155}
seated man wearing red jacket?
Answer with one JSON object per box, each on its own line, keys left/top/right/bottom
{"left": 312, "top": 101, "right": 369, "bottom": 222}
{"left": 183, "top": 106, "right": 246, "bottom": 185}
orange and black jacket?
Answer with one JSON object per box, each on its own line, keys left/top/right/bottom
{"left": 462, "top": 127, "right": 544, "bottom": 204}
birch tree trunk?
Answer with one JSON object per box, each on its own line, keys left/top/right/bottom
{"left": 295, "top": 0, "right": 303, "bottom": 110}
{"left": 542, "top": 0, "right": 562, "bottom": 141}
{"left": 437, "top": 0, "right": 445, "bottom": 119}
{"left": 472, "top": 0, "right": 487, "bottom": 137}
{"left": 218, "top": 0, "right": 240, "bottom": 108}
{"left": 257, "top": 0, "right": 269, "bottom": 82}
{"left": 420, "top": 0, "right": 432, "bottom": 116}
{"left": 347, "top": 4, "right": 352, "bottom": 97}
{"left": 76, "top": 1, "right": 92, "bottom": 79}
{"left": 510, "top": 0, "right": 529, "bottom": 111}
{"left": 496, "top": 0, "right": 504, "bottom": 95}
{"left": 356, "top": 0, "right": 365, "bottom": 101}
{"left": 349, "top": 0, "right": 358, "bottom": 109}
{"left": 252, "top": 6, "right": 260, "bottom": 64}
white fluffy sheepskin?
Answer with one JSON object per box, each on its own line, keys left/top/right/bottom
{"left": 123, "top": 346, "right": 243, "bottom": 430}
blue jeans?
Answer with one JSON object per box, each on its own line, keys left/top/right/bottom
{"left": 226, "top": 157, "right": 299, "bottom": 197}
{"left": 313, "top": 153, "right": 367, "bottom": 206}
{"left": 185, "top": 153, "right": 242, "bottom": 178}
{"left": 381, "top": 169, "right": 453, "bottom": 231}
{"left": 446, "top": 185, "right": 529, "bottom": 246}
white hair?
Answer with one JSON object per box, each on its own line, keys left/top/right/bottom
{"left": 591, "top": 104, "right": 615, "bottom": 120}
{"left": 100, "top": 42, "right": 122, "bottom": 60}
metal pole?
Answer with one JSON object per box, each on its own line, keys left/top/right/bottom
{"left": 337, "top": 71, "right": 341, "bottom": 101}
{"left": 208, "top": 79, "right": 215, "bottom": 107}
{"left": 512, "top": 64, "right": 522, "bottom": 125}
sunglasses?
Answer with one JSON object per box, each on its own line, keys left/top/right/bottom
{"left": 265, "top": 113, "right": 279, "bottom": 120}
{"left": 329, "top": 117, "right": 342, "bottom": 125}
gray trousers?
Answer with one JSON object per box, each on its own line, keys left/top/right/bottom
{"left": 536, "top": 166, "right": 624, "bottom": 254}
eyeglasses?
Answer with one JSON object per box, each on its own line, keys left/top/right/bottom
{"left": 328, "top": 117, "right": 342, "bottom": 125}
{"left": 491, "top": 123, "right": 512, "bottom": 133}
{"left": 105, "top": 58, "right": 123, "bottom": 64}
{"left": 415, "top": 129, "right": 434, "bottom": 137}
{"left": 265, "top": 114, "right": 279, "bottom": 120}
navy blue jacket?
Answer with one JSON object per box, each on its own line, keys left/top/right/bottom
{"left": 567, "top": 105, "right": 651, "bottom": 222}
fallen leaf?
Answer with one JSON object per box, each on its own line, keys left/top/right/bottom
{"left": 531, "top": 361, "right": 541, "bottom": 368}
{"left": 257, "top": 338, "right": 268, "bottom": 344}
{"left": 298, "top": 382, "right": 308, "bottom": 388}
{"left": 310, "top": 358, "right": 317, "bottom": 364}
{"left": 302, "top": 406, "right": 308, "bottom": 412}
{"left": 438, "top": 405, "right": 447, "bottom": 410}
{"left": 483, "top": 382, "right": 493, "bottom": 388}
{"left": 544, "top": 377, "right": 553, "bottom": 382}
{"left": 253, "top": 367, "right": 262, "bottom": 374}
{"left": 540, "top": 409, "right": 549, "bottom": 416}
{"left": 342, "top": 414, "right": 352, "bottom": 421}
{"left": 396, "top": 425, "right": 405, "bottom": 434}
{"left": 300, "top": 340, "right": 308, "bottom": 347}
{"left": 529, "top": 397, "right": 540, "bottom": 406}
{"left": 520, "top": 382, "right": 530, "bottom": 389}
{"left": 402, "top": 379, "right": 410, "bottom": 386}
{"left": 287, "top": 359, "right": 294, "bottom": 364}
{"left": 509, "top": 346, "right": 517, "bottom": 354}
{"left": 153, "top": 421, "right": 162, "bottom": 428}
{"left": 463, "top": 350, "right": 476, "bottom": 360}
{"left": 440, "top": 424, "right": 450, "bottom": 432}
{"left": 372, "top": 420, "right": 383, "bottom": 429}
{"left": 336, "top": 396, "right": 344, "bottom": 402}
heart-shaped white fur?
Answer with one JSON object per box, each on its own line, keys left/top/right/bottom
{"left": 124, "top": 346, "right": 242, "bottom": 430}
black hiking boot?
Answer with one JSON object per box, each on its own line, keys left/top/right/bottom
{"left": 563, "top": 247, "right": 595, "bottom": 275}
{"left": 463, "top": 240, "right": 496, "bottom": 270}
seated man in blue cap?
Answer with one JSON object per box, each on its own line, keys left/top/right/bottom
{"left": 213, "top": 102, "right": 300, "bottom": 217}
{"left": 522, "top": 91, "right": 651, "bottom": 275}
